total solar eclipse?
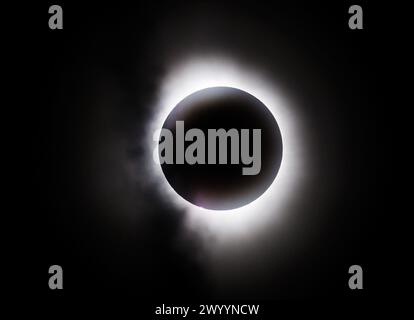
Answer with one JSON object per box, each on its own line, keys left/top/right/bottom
{"left": 158, "top": 87, "right": 283, "bottom": 210}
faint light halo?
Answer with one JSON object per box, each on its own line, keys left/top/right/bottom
{"left": 146, "top": 56, "right": 306, "bottom": 241}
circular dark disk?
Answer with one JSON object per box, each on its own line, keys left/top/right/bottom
{"left": 160, "top": 87, "right": 282, "bottom": 210}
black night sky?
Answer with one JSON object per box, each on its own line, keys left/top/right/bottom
{"left": 12, "top": 0, "right": 390, "bottom": 310}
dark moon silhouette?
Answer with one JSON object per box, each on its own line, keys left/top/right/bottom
{"left": 160, "top": 87, "right": 282, "bottom": 210}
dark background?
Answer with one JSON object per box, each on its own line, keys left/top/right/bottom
{"left": 11, "top": 0, "right": 388, "bottom": 309}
